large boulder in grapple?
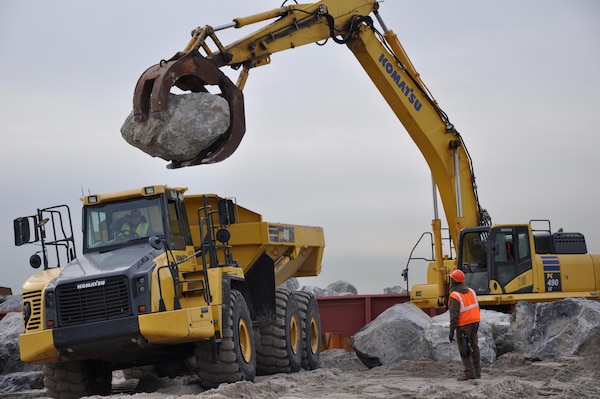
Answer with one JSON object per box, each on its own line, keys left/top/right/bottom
{"left": 121, "top": 92, "right": 230, "bottom": 162}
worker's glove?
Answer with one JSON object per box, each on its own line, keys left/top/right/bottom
{"left": 448, "top": 331, "right": 455, "bottom": 343}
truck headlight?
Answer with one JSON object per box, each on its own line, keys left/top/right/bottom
{"left": 46, "top": 291, "right": 55, "bottom": 308}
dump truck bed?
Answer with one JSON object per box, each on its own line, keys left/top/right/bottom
{"left": 184, "top": 194, "right": 325, "bottom": 285}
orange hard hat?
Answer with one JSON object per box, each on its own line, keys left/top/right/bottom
{"left": 449, "top": 269, "right": 465, "bottom": 283}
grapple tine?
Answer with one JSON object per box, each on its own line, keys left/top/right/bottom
{"left": 132, "top": 50, "right": 245, "bottom": 167}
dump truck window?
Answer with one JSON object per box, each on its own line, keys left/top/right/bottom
{"left": 83, "top": 197, "right": 163, "bottom": 252}
{"left": 87, "top": 210, "right": 109, "bottom": 247}
{"left": 167, "top": 200, "right": 186, "bottom": 249}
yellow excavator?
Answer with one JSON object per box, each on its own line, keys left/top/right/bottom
{"left": 131, "top": 1, "right": 599, "bottom": 309}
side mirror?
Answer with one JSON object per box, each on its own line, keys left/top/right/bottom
{"left": 14, "top": 217, "right": 38, "bottom": 246}
{"left": 149, "top": 236, "right": 166, "bottom": 250}
{"left": 218, "top": 199, "right": 236, "bottom": 225}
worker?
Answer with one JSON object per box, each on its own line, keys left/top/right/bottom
{"left": 120, "top": 210, "right": 150, "bottom": 238}
{"left": 447, "top": 269, "right": 481, "bottom": 381}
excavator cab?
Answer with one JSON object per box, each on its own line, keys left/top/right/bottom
{"left": 458, "top": 225, "right": 535, "bottom": 297}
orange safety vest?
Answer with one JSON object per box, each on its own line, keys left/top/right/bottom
{"left": 450, "top": 288, "right": 480, "bottom": 326}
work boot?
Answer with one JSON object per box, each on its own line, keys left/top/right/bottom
{"left": 457, "top": 374, "right": 476, "bottom": 381}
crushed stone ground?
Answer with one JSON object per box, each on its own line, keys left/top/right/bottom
{"left": 6, "top": 351, "right": 599, "bottom": 399}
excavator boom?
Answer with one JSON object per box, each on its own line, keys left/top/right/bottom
{"left": 131, "top": 0, "right": 488, "bottom": 244}
{"left": 129, "top": 1, "right": 600, "bottom": 311}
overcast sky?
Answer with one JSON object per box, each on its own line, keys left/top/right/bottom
{"left": 1, "top": 1, "right": 599, "bottom": 295}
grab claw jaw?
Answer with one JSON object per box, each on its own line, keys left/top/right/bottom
{"left": 132, "top": 50, "right": 245, "bottom": 167}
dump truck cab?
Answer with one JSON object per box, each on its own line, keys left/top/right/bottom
{"left": 82, "top": 186, "right": 191, "bottom": 254}
{"left": 16, "top": 185, "right": 325, "bottom": 398}
{"left": 18, "top": 186, "right": 230, "bottom": 369}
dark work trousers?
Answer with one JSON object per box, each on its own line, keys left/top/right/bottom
{"left": 457, "top": 322, "right": 481, "bottom": 378}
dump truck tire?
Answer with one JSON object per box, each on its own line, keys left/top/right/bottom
{"left": 295, "top": 291, "right": 321, "bottom": 370}
{"left": 196, "top": 289, "right": 256, "bottom": 388}
{"left": 43, "top": 360, "right": 111, "bottom": 398}
{"left": 256, "top": 288, "right": 302, "bottom": 375}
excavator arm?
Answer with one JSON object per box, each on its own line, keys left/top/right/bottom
{"left": 132, "top": 0, "right": 490, "bottom": 249}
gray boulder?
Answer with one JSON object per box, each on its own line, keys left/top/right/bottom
{"left": 482, "top": 308, "right": 514, "bottom": 356}
{"left": 350, "top": 298, "right": 600, "bottom": 369}
{"left": 511, "top": 298, "right": 600, "bottom": 360}
{"left": 383, "top": 285, "right": 408, "bottom": 294}
{"left": 430, "top": 309, "right": 505, "bottom": 364}
{"left": 349, "top": 303, "right": 434, "bottom": 367}
{"left": 350, "top": 302, "right": 507, "bottom": 368}
{"left": 278, "top": 278, "right": 300, "bottom": 292}
{"left": 121, "top": 92, "right": 230, "bottom": 161}
{"left": 326, "top": 281, "right": 358, "bottom": 296}
{"left": 0, "top": 304, "right": 43, "bottom": 394}
{"left": 0, "top": 371, "right": 44, "bottom": 394}
{"left": 0, "top": 295, "right": 21, "bottom": 312}
{"left": 299, "top": 285, "right": 338, "bottom": 297}
{"left": 0, "top": 311, "right": 41, "bottom": 375}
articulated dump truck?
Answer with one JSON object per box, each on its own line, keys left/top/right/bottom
{"left": 14, "top": 185, "right": 325, "bottom": 397}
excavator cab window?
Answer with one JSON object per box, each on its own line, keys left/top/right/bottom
{"left": 490, "top": 226, "right": 532, "bottom": 293}
{"left": 460, "top": 226, "right": 534, "bottom": 295}
{"left": 458, "top": 230, "right": 489, "bottom": 294}
{"left": 493, "top": 230, "right": 517, "bottom": 287}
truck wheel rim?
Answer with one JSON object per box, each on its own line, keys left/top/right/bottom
{"left": 290, "top": 314, "right": 300, "bottom": 355}
{"left": 309, "top": 315, "right": 319, "bottom": 354}
{"left": 238, "top": 318, "right": 252, "bottom": 363}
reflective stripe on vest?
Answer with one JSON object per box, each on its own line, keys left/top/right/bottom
{"left": 450, "top": 288, "right": 480, "bottom": 326}
{"left": 135, "top": 223, "right": 149, "bottom": 236}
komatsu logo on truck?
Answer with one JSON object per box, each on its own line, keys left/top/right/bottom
{"left": 77, "top": 280, "right": 106, "bottom": 290}
{"left": 378, "top": 53, "right": 422, "bottom": 112}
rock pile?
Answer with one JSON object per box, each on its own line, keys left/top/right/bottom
{"left": 0, "top": 295, "right": 42, "bottom": 395}
{"left": 349, "top": 297, "right": 600, "bottom": 368}
{"left": 511, "top": 299, "right": 600, "bottom": 360}
{"left": 2, "top": 287, "right": 600, "bottom": 395}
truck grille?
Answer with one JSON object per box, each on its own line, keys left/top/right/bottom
{"left": 56, "top": 276, "right": 131, "bottom": 327}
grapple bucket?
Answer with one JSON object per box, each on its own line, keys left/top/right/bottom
{"left": 132, "top": 50, "right": 245, "bottom": 168}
